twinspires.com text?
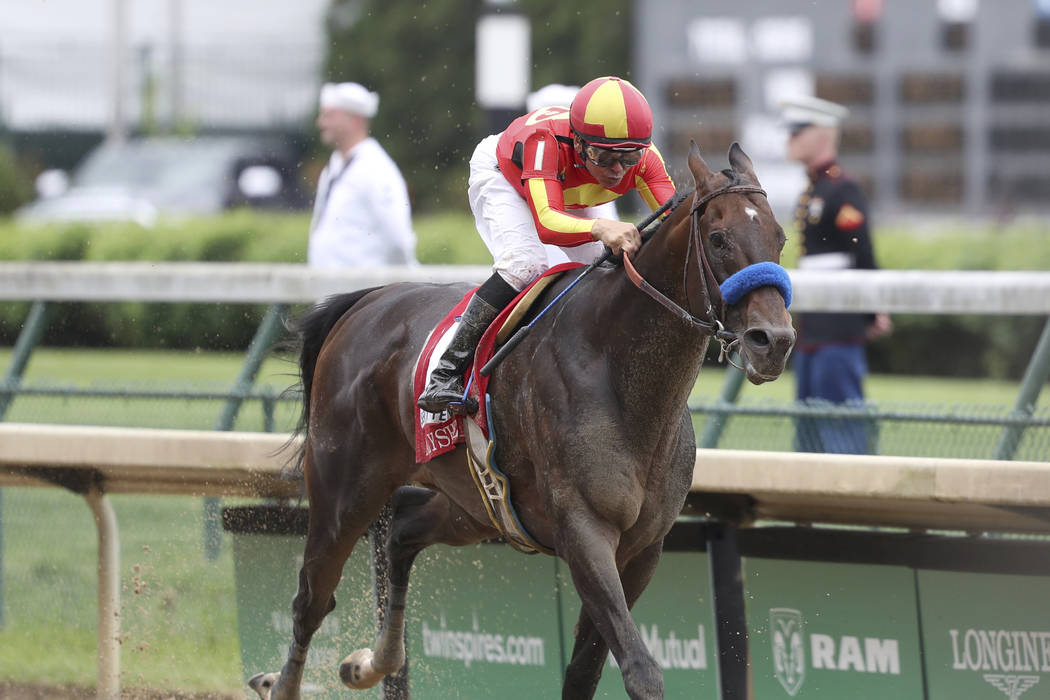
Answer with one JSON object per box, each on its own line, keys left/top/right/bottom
{"left": 421, "top": 620, "right": 545, "bottom": 667}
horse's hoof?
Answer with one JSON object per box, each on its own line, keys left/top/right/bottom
{"left": 340, "top": 647, "right": 384, "bottom": 689}
{"left": 247, "top": 671, "right": 281, "bottom": 700}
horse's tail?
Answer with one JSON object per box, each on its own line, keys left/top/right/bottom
{"left": 284, "top": 287, "right": 383, "bottom": 475}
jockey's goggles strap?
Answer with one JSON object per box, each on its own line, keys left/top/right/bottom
{"left": 583, "top": 143, "right": 643, "bottom": 169}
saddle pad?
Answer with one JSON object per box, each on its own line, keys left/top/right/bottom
{"left": 413, "top": 262, "right": 583, "bottom": 463}
{"left": 413, "top": 288, "right": 474, "bottom": 463}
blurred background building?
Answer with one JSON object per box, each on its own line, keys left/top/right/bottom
{"left": 638, "top": 0, "right": 1050, "bottom": 218}
{"left": 0, "top": 0, "right": 327, "bottom": 176}
{"left": 0, "top": 0, "right": 1048, "bottom": 219}
{"left": 0, "top": 0, "right": 327, "bottom": 132}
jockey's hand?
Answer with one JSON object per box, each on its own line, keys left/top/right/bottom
{"left": 591, "top": 219, "right": 641, "bottom": 258}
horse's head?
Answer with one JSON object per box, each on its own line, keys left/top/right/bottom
{"left": 688, "top": 141, "right": 795, "bottom": 384}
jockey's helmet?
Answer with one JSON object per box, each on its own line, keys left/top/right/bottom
{"left": 569, "top": 77, "right": 653, "bottom": 149}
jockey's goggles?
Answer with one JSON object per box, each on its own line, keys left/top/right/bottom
{"left": 582, "top": 143, "right": 644, "bottom": 169}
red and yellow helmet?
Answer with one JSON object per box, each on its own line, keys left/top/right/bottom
{"left": 569, "top": 76, "right": 653, "bottom": 149}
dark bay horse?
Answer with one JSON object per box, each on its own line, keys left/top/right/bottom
{"left": 250, "top": 142, "right": 794, "bottom": 700}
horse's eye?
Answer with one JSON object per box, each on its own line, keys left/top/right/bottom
{"left": 709, "top": 230, "right": 728, "bottom": 249}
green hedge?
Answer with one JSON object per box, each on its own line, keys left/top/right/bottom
{"left": 0, "top": 212, "right": 310, "bottom": 350}
{"left": 1, "top": 212, "right": 1049, "bottom": 378}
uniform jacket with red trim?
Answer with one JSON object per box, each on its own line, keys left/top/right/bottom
{"left": 796, "top": 162, "right": 879, "bottom": 348}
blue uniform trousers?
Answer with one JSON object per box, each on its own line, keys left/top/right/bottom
{"left": 793, "top": 343, "right": 872, "bottom": 454}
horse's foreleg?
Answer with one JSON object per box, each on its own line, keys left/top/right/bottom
{"left": 558, "top": 520, "right": 663, "bottom": 700}
{"left": 563, "top": 611, "right": 607, "bottom": 700}
{"left": 563, "top": 541, "right": 664, "bottom": 700}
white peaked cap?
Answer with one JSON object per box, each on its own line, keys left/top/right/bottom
{"left": 778, "top": 95, "right": 849, "bottom": 127}
{"left": 320, "top": 82, "right": 379, "bottom": 118}
{"left": 526, "top": 83, "right": 580, "bottom": 112}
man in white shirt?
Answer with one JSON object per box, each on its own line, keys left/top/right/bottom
{"left": 307, "top": 82, "right": 417, "bottom": 268}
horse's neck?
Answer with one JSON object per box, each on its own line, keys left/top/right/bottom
{"left": 591, "top": 225, "right": 710, "bottom": 422}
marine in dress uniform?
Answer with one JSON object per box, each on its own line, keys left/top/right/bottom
{"left": 781, "top": 95, "right": 892, "bottom": 454}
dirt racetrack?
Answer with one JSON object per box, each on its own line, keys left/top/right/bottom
{"left": 0, "top": 683, "right": 241, "bottom": 699}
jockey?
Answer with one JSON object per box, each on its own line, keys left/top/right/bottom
{"left": 418, "top": 76, "right": 677, "bottom": 415}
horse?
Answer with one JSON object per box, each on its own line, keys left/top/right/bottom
{"left": 249, "top": 141, "right": 795, "bottom": 700}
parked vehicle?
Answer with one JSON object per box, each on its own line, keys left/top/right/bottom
{"left": 16, "top": 135, "right": 308, "bottom": 226}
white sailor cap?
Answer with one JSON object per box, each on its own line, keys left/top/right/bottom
{"left": 320, "top": 82, "right": 379, "bottom": 118}
{"left": 778, "top": 95, "right": 849, "bottom": 128}
{"left": 526, "top": 83, "right": 580, "bottom": 112}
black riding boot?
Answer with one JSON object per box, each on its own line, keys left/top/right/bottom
{"left": 418, "top": 273, "right": 517, "bottom": 415}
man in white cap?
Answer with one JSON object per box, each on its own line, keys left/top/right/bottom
{"left": 307, "top": 82, "right": 417, "bottom": 268}
{"left": 780, "top": 94, "right": 891, "bottom": 454}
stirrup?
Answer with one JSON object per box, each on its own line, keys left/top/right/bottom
{"left": 418, "top": 384, "right": 478, "bottom": 415}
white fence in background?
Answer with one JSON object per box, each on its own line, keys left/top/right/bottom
{"left": 1, "top": 262, "right": 1050, "bottom": 313}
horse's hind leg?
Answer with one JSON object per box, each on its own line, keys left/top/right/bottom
{"left": 256, "top": 446, "right": 399, "bottom": 700}
{"left": 341, "top": 484, "right": 494, "bottom": 689}
{"left": 563, "top": 541, "right": 664, "bottom": 700}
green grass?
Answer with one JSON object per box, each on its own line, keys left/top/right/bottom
{"left": 0, "top": 490, "right": 243, "bottom": 693}
{"left": 0, "top": 347, "right": 1044, "bottom": 694}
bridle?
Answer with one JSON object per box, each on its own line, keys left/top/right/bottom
{"left": 622, "top": 182, "right": 768, "bottom": 365}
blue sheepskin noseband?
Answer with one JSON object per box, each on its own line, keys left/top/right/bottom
{"left": 719, "top": 261, "right": 792, "bottom": 308}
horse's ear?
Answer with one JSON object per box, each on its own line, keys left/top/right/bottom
{"left": 688, "top": 139, "right": 714, "bottom": 184}
{"left": 728, "top": 142, "right": 757, "bottom": 181}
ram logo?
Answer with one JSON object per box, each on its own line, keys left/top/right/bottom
{"left": 771, "top": 608, "right": 806, "bottom": 696}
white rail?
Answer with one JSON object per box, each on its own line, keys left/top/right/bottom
{"left": 1, "top": 262, "right": 1049, "bottom": 314}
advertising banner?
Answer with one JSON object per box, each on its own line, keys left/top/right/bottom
{"left": 406, "top": 542, "right": 565, "bottom": 698}
{"left": 919, "top": 569, "right": 1050, "bottom": 700}
{"left": 744, "top": 557, "right": 924, "bottom": 698}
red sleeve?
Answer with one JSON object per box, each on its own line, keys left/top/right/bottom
{"left": 633, "top": 145, "right": 676, "bottom": 211}
{"left": 517, "top": 130, "right": 595, "bottom": 246}
{"left": 523, "top": 178, "right": 595, "bottom": 247}
{"left": 520, "top": 130, "right": 560, "bottom": 180}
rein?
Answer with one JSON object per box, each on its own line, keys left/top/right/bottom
{"left": 622, "top": 184, "right": 768, "bottom": 364}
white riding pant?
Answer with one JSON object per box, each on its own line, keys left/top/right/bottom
{"left": 468, "top": 134, "right": 605, "bottom": 291}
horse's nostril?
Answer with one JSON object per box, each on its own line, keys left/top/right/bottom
{"left": 744, "top": 328, "right": 771, "bottom": 349}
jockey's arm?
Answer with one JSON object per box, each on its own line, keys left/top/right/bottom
{"left": 633, "top": 145, "right": 677, "bottom": 212}
{"left": 524, "top": 178, "right": 641, "bottom": 256}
